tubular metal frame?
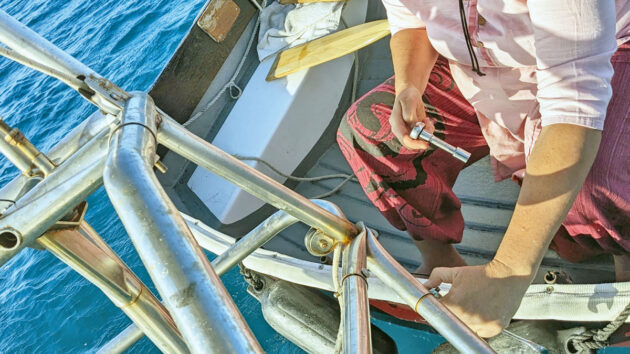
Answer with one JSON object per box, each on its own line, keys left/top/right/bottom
{"left": 103, "top": 93, "right": 262, "bottom": 353}
{"left": 0, "top": 9, "right": 497, "bottom": 354}
{"left": 38, "top": 222, "right": 187, "bottom": 353}
{"left": 157, "top": 115, "right": 358, "bottom": 244}
{"left": 213, "top": 199, "right": 345, "bottom": 275}
{"left": 341, "top": 224, "right": 371, "bottom": 353}
{"left": 366, "top": 230, "right": 495, "bottom": 353}
{"left": 102, "top": 199, "right": 349, "bottom": 351}
{"left": 0, "top": 129, "right": 109, "bottom": 265}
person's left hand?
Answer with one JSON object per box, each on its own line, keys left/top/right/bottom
{"left": 423, "top": 260, "right": 533, "bottom": 338}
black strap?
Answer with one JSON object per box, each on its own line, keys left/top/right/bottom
{"left": 458, "top": 0, "right": 485, "bottom": 76}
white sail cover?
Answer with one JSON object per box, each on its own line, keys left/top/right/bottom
{"left": 183, "top": 213, "right": 630, "bottom": 323}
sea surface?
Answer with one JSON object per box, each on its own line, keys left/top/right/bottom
{"left": 0, "top": 0, "right": 446, "bottom": 352}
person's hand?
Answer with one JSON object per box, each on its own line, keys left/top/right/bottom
{"left": 423, "top": 260, "right": 532, "bottom": 338}
{"left": 390, "top": 86, "right": 435, "bottom": 150}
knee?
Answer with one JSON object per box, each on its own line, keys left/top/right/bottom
{"left": 339, "top": 94, "right": 395, "bottom": 144}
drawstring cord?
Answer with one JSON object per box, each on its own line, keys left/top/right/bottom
{"left": 458, "top": 0, "right": 485, "bottom": 76}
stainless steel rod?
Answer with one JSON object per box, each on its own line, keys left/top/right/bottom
{"left": 0, "top": 116, "right": 55, "bottom": 177}
{"left": 212, "top": 209, "right": 299, "bottom": 276}
{"left": 0, "top": 11, "right": 124, "bottom": 115}
{"left": 0, "top": 9, "right": 94, "bottom": 78}
{"left": 157, "top": 115, "right": 358, "bottom": 243}
{"left": 104, "top": 93, "right": 262, "bottom": 353}
{"left": 96, "top": 324, "right": 144, "bottom": 354}
{"left": 0, "top": 46, "right": 89, "bottom": 93}
{"left": 366, "top": 231, "right": 495, "bottom": 353}
{"left": 213, "top": 199, "right": 345, "bottom": 275}
{"left": 0, "top": 111, "right": 115, "bottom": 214}
{"left": 0, "top": 130, "right": 110, "bottom": 265}
{"left": 38, "top": 222, "right": 187, "bottom": 353}
{"left": 341, "top": 225, "right": 371, "bottom": 354}
{"left": 100, "top": 199, "right": 347, "bottom": 351}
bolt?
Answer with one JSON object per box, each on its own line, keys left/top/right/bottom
{"left": 318, "top": 238, "right": 329, "bottom": 250}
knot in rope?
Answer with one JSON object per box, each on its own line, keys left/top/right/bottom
{"left": 239, "top": 263, "right": 264, "bottom": 292}
{"left": 228, "top": 82, "right": 242, "bottom": 99}
{"left": 568, "top": 301, "right": 630, "bottom": 353}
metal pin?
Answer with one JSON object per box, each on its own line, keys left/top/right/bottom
{"left": 409, "top": 122, "right": 471, "bottom": 163}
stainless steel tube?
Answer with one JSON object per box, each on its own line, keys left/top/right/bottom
{"left": 212, "top": 210, "right": 299, "bottom": 276}
{"left": 341, "top": 225, "right": 371, "bottom": 354}
{"left": 0, "top": 11, "right": 123, "bottom": 115}
{"left": 97, "top": 324, "right": 145, "bottom": 354}
{"left": 0, "top": 129, "right": 109, "bottom": 265}
{"left": 0, "top": 46, "right": 90, "bottom": 93}
{"left": 104, "top": 93, "right": 262, "bottom": 353}
{"left": 101, "top": 199, "right": 347, "bottom": 351}
{"left": 157, "top": 115, "right": 358, "bottom": 243}
{"left": 213, "top": 199, "right": 345, "bottom": 275}
{"left": 38, "top": 222, "right": 187, "bottom": 353}
{"left": 366, "top": 230, "right": 495, "bottom": 354}
{"left": 0, "top": 111, "right": 115, "bottom": 214}
{"left": 0, "top": 117, "right": 55, "bottom": 177}
{"left": 0, "top": 9, "right": 94, "bottom": 78}
{"left": 0, "top": 117, "right": 35, "bottom": 174}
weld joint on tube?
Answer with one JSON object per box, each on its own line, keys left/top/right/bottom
{"left": 119, "top": 284, "right": 144, "bottom": 309}
{"left": 341, "top": 272, "right": 368, "bottom": 286}
{"left": 108, "top": 122, "right": 157, "bottom": 147}
{"left": 414, "top": 292, "right": 435, "bottom": 313}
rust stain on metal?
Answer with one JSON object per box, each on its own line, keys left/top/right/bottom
{"left": 197, "top": 0, "right": 240, "bottom": 43}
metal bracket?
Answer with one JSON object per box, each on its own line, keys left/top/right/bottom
{"left": 83, "top": 75, "right": 129, "bottom": 116}
{"left": 49, "top": 201, "right": 88, "bottom": 231}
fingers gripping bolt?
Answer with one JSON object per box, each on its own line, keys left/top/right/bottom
{"left": 409, "top": 122, "right": 471, "bottom": 163}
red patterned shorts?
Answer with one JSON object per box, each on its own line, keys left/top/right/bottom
{"left": 337, "top": 53, "right": 630, "bottom": 262}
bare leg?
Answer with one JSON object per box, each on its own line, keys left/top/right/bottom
{"left": 414, "top": 238, "right": 467, "bottom": 276}
{"left": 614, "top": 254, "right": 630, "bottom": 282}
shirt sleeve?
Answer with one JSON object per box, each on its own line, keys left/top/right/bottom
{"left": 382, "top": 0, "right": 426, "bottom": 36}
{"left": 528, "top": 0, "right": 617, "bottom": 130}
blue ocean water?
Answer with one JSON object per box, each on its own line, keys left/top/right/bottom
{"left": 0, "top": 0, "right": 446, "bottom": 353}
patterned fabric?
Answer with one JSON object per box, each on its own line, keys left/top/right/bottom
{"left": 337, "top": 57, "right": 488, "bottom": 244}
{"left": 338, "top": 51, "right": 630, "bottom": 261}
{"left": 382, "top": 0, "right": 630, "bottom": 181}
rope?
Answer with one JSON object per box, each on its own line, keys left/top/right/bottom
{"left": 247, "top": 0, "right": 263, "bottom": 12}
{"left": 312, "top": 174, "right": 354, "bottom": 199}
{"left": 569, "top": 301, "right": 630, "bottom": 352}
{"left": 184, "top": 0, "right": 268, "bottom": 128}
{"left": 234, "top": 155, "right": 356, "bottom": 199}
{"left": 234, "top": 155, "right": 355, "bottom": 182}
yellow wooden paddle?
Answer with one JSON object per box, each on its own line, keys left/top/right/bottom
{"left": 266, "top": 19, "right": 391, "bottom": 81}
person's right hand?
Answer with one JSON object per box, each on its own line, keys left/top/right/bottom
{"left": 389, "top": 86, "right": 435, "bottom": 150}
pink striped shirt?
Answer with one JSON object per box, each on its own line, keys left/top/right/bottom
{"left": 384, "top": 0, "right": 630, "bottom": 180}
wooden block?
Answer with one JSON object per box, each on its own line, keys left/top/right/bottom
{"left": 267, "top": 20, "right": 390, "bottom": 81}
{"left": 197, "top": 0, "right": 241, "bottom": 43}
{"left": 149, "top": 0, "right": 257, "bottom": 123}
